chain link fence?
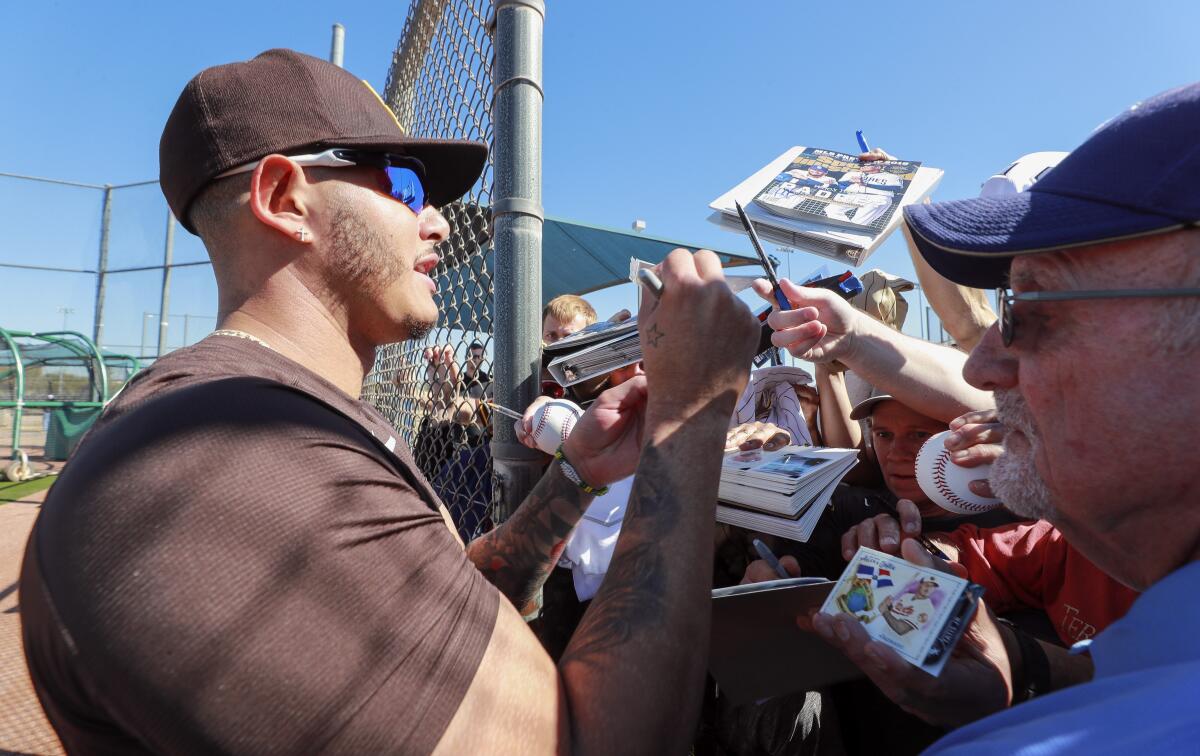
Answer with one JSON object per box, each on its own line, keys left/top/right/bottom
{"left": 362, "top": 0, "right": 498, "bottom": 543}
{"left": 0, "top": 174, "right": 218, "bottom": 364}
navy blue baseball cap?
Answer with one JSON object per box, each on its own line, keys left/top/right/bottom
{"left": 904, "top": 82, "right": 1200, "bottom": 289}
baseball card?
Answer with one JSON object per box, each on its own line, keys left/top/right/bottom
{"left": 819, "top": 547, "right": 984, "bottom": 676}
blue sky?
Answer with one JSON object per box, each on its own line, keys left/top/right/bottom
{"left": 2, "top": 0, "right": 1197, "bottom": 357}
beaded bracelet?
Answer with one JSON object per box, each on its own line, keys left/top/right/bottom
{"left": 554, "top": 445, "right": 609, "bottom": 496}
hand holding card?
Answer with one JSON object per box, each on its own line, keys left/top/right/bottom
{"left": 819, "top": 546, "right": 982, "bottom": 676}
{"left": 809, "top": 540, "right": 1015, "bottom": 728}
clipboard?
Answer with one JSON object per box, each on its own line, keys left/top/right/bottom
{"left": 709, "top": 577, "right": 863, "bottom": 704}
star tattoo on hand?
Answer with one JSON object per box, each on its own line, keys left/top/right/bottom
{"left": 646, "top": 324, "right": 665, "bottom": 348}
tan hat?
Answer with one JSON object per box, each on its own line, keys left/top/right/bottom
{"left": 159, "top": 48, "right": 487, "bottom": 232}
{"left": 849, "top": 394, "right": 896, "bottom": 421}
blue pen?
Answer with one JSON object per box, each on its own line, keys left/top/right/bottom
{"left": 856, "top": 130, "right": 870, "bottom": 153}
{"left": 734, "top": 200, "right": 791, "bottom": 312}
{"left": 752, "top": 538, "right": 791, "bottom": 579}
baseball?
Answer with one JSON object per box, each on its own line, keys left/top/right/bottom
{"left": 529, "top": 399, "right": 584, "bottom": 456}
{"left": 915, "top": 430, "right": 1003, "bottom": 515}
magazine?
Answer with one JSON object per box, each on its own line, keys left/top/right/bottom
{"left": 754, "top": 148, "right": 920, "bottom": 234}
{"left": 708, "top": 146, "right": 943, "bottom": 266}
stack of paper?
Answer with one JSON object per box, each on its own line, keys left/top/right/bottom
{"left": 717, "top": 446, "right": 858, "bottom": 542}
{"left": 707, "top": 146, "right": 943, "bottom": 267}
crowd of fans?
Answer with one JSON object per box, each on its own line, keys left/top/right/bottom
{"left": 17, "top": 48, "right": 1199, "bottom": 756}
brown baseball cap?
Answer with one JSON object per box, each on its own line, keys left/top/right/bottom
{"left": 160, "top": 48, "right": 487, "bottom": 233}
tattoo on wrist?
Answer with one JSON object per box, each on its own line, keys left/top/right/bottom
{"left": 646, "top": 324, "right": 665, "bottom": 348}
{"left": 469, "top": 461, "right": 592, "bottom": 608}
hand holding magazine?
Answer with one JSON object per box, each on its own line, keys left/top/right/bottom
{"left": 708, "top": 146, "right": 943, "bottom": 266}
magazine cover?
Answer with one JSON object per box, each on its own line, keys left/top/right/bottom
{"left": 753, "top": 148, "right": 922, "bottom": 234}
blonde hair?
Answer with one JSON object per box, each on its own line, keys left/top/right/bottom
{"left": 542, "top": 294, "right": 597, "bottom": 326}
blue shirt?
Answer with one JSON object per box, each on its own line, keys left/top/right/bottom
{"left": 926, "top": 561, "right": 1200, "bottom": 755}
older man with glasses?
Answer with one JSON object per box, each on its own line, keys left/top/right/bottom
{"left": 768, "top": 82, "right": 1200, "bottom": 753}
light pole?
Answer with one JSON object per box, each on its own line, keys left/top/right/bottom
{"left": 57, "top": 306, "right": 75, "bottom": 332}
{"left": 140, "top": 312, "right": 156, "bottom": 358}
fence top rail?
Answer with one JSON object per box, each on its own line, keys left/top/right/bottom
{"left": 0, "top": 172, "right": 158, "bottom": 191}
{"left": 0, "top": 171, "right": 108, "bottom": 190}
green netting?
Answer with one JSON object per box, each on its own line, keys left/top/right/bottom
{"left": 0, "top": 327, "right": 140, "bottom": 459}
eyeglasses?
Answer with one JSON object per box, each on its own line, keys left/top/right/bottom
{"left": 216, "top": 148, "right": 428, "bottom": 215}
{"left": 997, "top": 287, "right": 1200, "bottom": 347}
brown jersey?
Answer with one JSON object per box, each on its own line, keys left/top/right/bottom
{"left": 20, "top": 335, "right": 499, "bottom": 754}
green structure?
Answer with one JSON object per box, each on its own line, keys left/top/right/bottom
{"left": 0, "top": 328, "right": 140, "bottom": 464}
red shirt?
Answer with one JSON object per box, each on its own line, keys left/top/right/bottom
{"left": 938, "top": 521, "right": 1139, "bottom": 645}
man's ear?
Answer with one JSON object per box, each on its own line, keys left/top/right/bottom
{"left": 247, "top": 154, "right": 313, "bottom": 242}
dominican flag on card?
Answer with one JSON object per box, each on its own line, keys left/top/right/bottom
{"left": 856, "top": 564, "right": 874, "bottom": 578}
{"left": 876, "top": 567, "right": 893, "bottom": 588}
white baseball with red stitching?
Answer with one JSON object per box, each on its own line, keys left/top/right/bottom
{"left": 530, "top": 399, "right": 584, "bottom": 456}
{"left": 915, "top": 430, "right": 1003, "bottom": 515}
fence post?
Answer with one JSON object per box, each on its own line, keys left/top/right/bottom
{"left": 93, "top": 185, "right": 113, "bottom": 347}
{"left": 490, "top": 0, "right": 545, "bottom": 523}
{"left": 158, "top": 211, "right": 175, "bottom": 357}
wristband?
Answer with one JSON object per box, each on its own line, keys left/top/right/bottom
{"left": 554, "top": 445, "right": 609, "bottom": 496}
{"left": 998, "top": 618, "right": 1051, "bottom": 703}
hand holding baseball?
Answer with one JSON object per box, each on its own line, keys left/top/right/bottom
{"left": 515, "top": 379, "right": 650, "bottom": 488}
{"left": 916, "top": 430, "right": 1003, "bottom": 515}
{"left": 944, "top": 409, "right": 1007, "bottom": 500}
{"left": 514, "top": 396, "right": 553, "bottom": 452}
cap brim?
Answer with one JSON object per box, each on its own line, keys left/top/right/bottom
{"left": 332, "top": 134, "right": 488, "bottom": 207}
{"left": 903, "top": 191, "right": 1185, "bottom": 289}
{"left": 849, "top": 394, "right": 895, "bottom": 421}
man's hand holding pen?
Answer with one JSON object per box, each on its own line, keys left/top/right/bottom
{"left": 751, "top": 277, "right": 862, "bottom": 364}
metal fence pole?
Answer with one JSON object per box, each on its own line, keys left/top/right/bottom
{"left": 157, "top": 211, "right": 175, "bottom": 357}
{"left": 490, "top": 0, "right": 545, "bottom": 522}
{"left": 93, "top": 185, "right": 113, "bottom": 347}
{"left": 330, "top": 23, "right": 345, "bottom": 67}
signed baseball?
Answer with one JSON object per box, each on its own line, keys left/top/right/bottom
{"left": 530, "top": 399, "right": 584, "bottom": 455}
{"left": 915, "top": 430, "right": 1002, "bottom": 515}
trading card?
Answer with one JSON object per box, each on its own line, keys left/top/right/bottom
{"left": 819, "top": 546, "right": 983, "bottom": 676}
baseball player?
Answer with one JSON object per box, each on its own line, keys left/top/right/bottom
{"left": 826, "top": 162, "right": 904, "bottom": 226}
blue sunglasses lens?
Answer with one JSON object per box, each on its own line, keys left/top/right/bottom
{"left": 385, "top": 165, "right": 426, "bottom": 214}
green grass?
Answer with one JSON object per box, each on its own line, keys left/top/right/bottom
{"left": 0, "top": 475, "right": 56, "bottom": 503}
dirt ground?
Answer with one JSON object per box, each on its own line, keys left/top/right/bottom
{"left": 0, "top": 457, "right": 65, "bottom": 756}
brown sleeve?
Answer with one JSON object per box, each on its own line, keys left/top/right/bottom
{"left": 25, "top": 377, "right": 499, "bottom": 755}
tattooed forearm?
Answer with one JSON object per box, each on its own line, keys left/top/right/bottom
{"left": 559, "top": 444, "right": 685, "bottom": 668}
{"left": 556, "top": 407, "right": 731, "bottom": 750}
{"left": 466, "top": 461, "right": 593, "bottom": 609}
